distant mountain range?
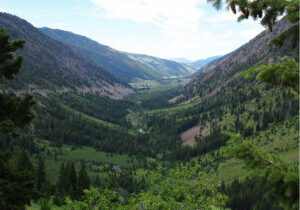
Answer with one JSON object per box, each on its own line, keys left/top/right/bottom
{"left": 125, "top": 53, "right": 196, "bottom": 78}
{"left": 189, "top": 56, "right": 223, "bottom": 69}
{"left": 40, "top": 28, "right": 195, "bottom": 83}
{"left": 171, "top": 55, "right": 222, "bottom": 69}
{"left": 171, "top": 58, "right": 193, "bottom": 64}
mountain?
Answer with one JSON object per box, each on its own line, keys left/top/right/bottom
{"left": 1, "top": 11, "right": 298, "bottom": 210}
{"left": 170, "top": 56, "right": 222, "bottom": 70}
{"left": 178, "top": 18, "right": 296, "bottom": 103}
{"left": 0, "top": 12, "right": 139, "bottom": 156}
{"left": 170, "top": 58, "right": 193, "bottom": 64}
{"left": 188, "top": 55, "right": 223, "bottom": 69}
{"left": 125, "top": 53, "right": 196, "bottom": 78}
{"left": 40, "top": 28, "right": 195, "bottom": 83}
{"left": 0, "top": 13, "right": 133, "bottom": 100}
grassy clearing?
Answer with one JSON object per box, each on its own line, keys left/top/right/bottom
{"left": 128, "top": 77, "right": 188, "bottom": 91}
{"left": 127, "top": 78, "right": 187, "bottom": 103}
{"left": 35, "top": 142, "right": 138, "bottom": 183}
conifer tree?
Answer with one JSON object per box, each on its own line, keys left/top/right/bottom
{"left": 77, "top": 161, "right": 90, "bottom": 198}
{"left": 57, "top": 163, "right": 68, "bottom": 195}
{"left": 0, "top": 147, "right": 38, "bottom": 209}
{"left": 68, "top": 162, "right": 78, "bottom": 199}
{"left": 0, "top": 29, "right": 36, "bottom": 135}
{"left": 35, "top": 155, "right": 46, "bottom": 193}
{"left": 94, "top": 174, "right": 101, "bottom": 187}
{"left": 54, "top": 163, "right": 68, "bottom": 206}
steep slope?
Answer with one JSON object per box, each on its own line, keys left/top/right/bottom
{"left": 136, "top": 19, "right": 298, "bottom": 164}
{"left": 125, "top": 53, "right": 196, "bottom": 78}
{"left": 40, "top": 28, "right": 194, "bottom": 83}
{"left": 180, "top": 19, "right": 296, "bottom": 102}
{"left": 0, "top": 13, "right": 133, "bottom": 99}
{"left": 0, "top": 13, "right": 140, "bottom": 156}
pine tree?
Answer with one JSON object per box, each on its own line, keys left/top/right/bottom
{"left": 35, "top": 155, "right": 46, "bottom": 193}
{"left": 57, "top": 163, "right": 68, "bottom": 195}
{"left": 0, "top": 29, "right": 36, "bottom": 135}
{"left": 77, "top": 161, "right": 90, "bottom": 198}
{"left": 0, "top": 147, "right": 38, "bottom": 209}
{"left": 94, "top": 174, "right": 101, "bottom": 187}
{"left": 68, "top": 162, "right": 78, "bottom": 199}
{"left": 12, "top": 147, "right": 33, "bottom": 171}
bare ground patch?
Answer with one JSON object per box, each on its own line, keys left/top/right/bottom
{"left": 180, "top": 125, "right": 210, "bottom": 147}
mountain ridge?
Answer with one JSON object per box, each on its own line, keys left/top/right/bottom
{"left": 171, "top": 56, "right": 222, "bottom": 69}
{"left": 40, "top": 27, "right": 195, "bottom": 83}
{"left": 189, "top": 55, "right": 223, "bottom": 69}
{"left": 124, "top": 52, "right": 196, "bottom": 78}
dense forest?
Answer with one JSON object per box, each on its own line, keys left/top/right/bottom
{"left": 0, "top": 0, "right": 299, "bottom": 209}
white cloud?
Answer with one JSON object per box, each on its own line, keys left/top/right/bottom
{"left": 90, "top": 0, "right": 206, "bottom": 40}
{"left": 91, "top": 0, "right": 206, "bottom": 25}
{"left": 0, "top": 7, "right": 7, "bottom": 13}
{"left": 240, "top": 28, "right": 261, "bottom": 40}
{"left": 89, "top": 0, "right": 265, "bottom": 59}
{"left": 207, "top": 12, "right": 237, "bottom": 23}
{"left": 89, "top": 0, "right": 217, "bottom": 59}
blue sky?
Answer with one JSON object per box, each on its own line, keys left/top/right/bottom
{"left": 0, "top": 0, "right": 265, "bottom": 60}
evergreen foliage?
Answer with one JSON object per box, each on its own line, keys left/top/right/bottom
{"left": 239, "top": 57, "right": 299, "bottom": 94}
{"left": 0, "top": 29, "right": 35, "bottom": 135}
{"left": 0, "top": 147, "right": 38, "bottom": 209}
{"left": 222, "top": 176, "right": 282, "bottom": 210}
{"left": 77, "top": 161, "right": 90, "bottom": 198}
{"left": 35, "top": 155, "right": 46, "bottom": 193}
{"left": 227, "top": 140, "right": 299, "bottom": 209}
{"left": 0, "top": 29, "right": 37, "bottom": 209}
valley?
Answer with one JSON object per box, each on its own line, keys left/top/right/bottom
{"left": 0, "top": 2, "right": 299, "bottom": 209}
{"left": 21, "top": 74, "right": 298, "bottom": 209}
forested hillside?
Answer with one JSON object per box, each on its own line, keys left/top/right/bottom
{"left": 40, "top": 28, "right": 194, "bottom": 84}
{"left": 179, "top": 19, "right": 297, "bottom": 103}
{"left": 0, "top": 13, "right": 133, "bottom": 100}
